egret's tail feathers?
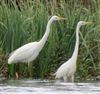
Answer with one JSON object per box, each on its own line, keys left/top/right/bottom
{"left": 8, "top": 60, "right": 12, "bottom": 64}
{"left": 50, "top": 72, "right": 59, "bottom": 80}
{"left": 50, "top": 72, "right": 56, "bottom": 76}
{"left": 8, "top": 58, "right": 13, "bottom": 64}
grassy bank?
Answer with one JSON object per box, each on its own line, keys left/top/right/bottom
{"left": 0, "top": 0, "right": 100, "bottom": 81}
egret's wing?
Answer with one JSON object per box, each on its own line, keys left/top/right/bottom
{"left": 55, "top": 58, "right": 72, "bottom": 78}
{"left": 9, "top": 42, "right": 38, "bottom": 62}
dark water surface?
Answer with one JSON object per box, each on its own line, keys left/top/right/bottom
{"left": 0, "top": 79, "right": 100, "bottom": 94}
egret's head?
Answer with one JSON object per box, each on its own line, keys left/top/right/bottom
{"left": 78, "top": 21, "right": 92, "bottom": 26}
{"left": 50, "top": 15, "right": 66, "bottom": 21}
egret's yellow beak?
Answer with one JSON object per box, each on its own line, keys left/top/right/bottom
{"left": 59, "top": 17, "right": 67, "bottom": 20}
{"left": 85, "top": 22, "right": 93, "bottom": 25}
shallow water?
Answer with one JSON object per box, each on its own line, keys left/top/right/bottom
{"left": 0, "top": 79, "right": 100, "bottom": 94}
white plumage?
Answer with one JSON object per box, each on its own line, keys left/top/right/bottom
{"left": 8, "top": 16, "right": 66, "bottom": 64}
{"left": 55, "top": 21, "right": 92, "bottom": 82}
{"left": 8, "top": 42, "right": 39, "bottom": 64}
{"left": 55, "top": 58, "right": 76, "bottom": 80}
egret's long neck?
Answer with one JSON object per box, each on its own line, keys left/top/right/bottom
{"left": 72, "top": 25, "right": 80, "bottom": 60}
{"left": 39, "top": 19, "right": 53, "bottom": 49}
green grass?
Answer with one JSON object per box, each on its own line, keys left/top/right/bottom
{"left": 0, "top": 0, "right": 99, "bottom": 80}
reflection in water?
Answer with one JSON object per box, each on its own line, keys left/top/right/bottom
{"left": 0, "top": 79, "right": 100, "bottom": 94}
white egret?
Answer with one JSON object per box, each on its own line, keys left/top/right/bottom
{"left": 8, "top": 16, "right": 66, "bottom": 64}
{"left": 55, "top": 21, "right": 92, "bottom": 82}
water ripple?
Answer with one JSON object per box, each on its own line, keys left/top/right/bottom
{"left": 0, "top": 79, "right": 100, "bottom": 94}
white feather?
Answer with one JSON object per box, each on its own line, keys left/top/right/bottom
{"left": 55, "top": 21, "right": 91, "bottom": 82}
{"left": 8, "top": 16, "right": 66, "bottom": 64}
{"left": 55, "top": 58, "right": 76, "bottom": 78}
{"left": 8, "top": 42, "right": 39, "bottom": 64}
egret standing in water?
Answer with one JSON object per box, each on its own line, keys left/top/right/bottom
{"left": 55, "top": 21, "right": 92, "bottom": 82}
{"left": 8, "top": 16, "right": 66, "bottom": 64}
